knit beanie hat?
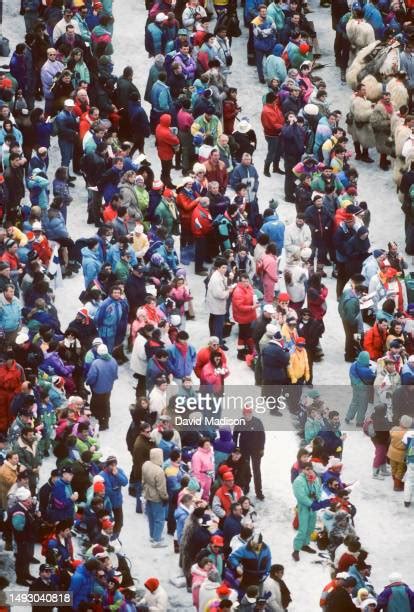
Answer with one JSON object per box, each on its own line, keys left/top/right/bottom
{"left": 144, "top": 578, "right": 160, "bottom": 592}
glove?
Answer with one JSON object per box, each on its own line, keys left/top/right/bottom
{"left": 311, "top": 499, "right": 332, "bottom": 511}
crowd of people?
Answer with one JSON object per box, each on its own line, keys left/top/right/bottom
{"left": 0, "top": 0, "right": 414, "bottom": 609}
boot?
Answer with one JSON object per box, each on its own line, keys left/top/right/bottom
{"left": 273, "top": 163, "right": 285, "bottom": 175}
{"left": 174, "top": 539, "right": 180, "bottom": 554}
{"left": 373, "top": 468, "right": 384, "bottom": 480}
{"left": 113, "top": 346, "right": 128, "bottom": 365}
{"left": 340, "top": 68, "right": 346, "bottom": 82}
{"left": 393, "top": 478, "right": 404, "bottom": 491}
{"left": 361, "top": 148, "right": 374, "bottom": 163}
{"left": 354, "top": 142, "right": 362, "bottom": 160}
{"left": 380, "top": 153, "right": 390, "bottom": 170}
{"left": 264, "top": 162, "right": 271, "bottom": 178}
{"left": 380, "top": 464, "right": 390, "bottom": 476}
{"left": 404, "top": 501, "right": 411, "bottom": 507}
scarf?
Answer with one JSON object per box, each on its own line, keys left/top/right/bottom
{"left": 175, "top": 341, "right": 188, "bottom": 357}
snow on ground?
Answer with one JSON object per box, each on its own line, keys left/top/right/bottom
{"left": 2, "top": 0, "right": 414, "bottom": 609}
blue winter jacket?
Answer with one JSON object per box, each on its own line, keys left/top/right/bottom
{"left": 174, "top": 504, "right": 191, "bottom": 543}
{"left": 228, "top": 542, "right": 272, "bottom": 584}
{"left": 106, "top": 244, "right": 137, "bottom": 270}
{"left": 55, "top": 109, "right": 77, "bottom": 143}
{"left": 70, "top": 564, "right": 98, "bottom": 609}
{"left": 167, "top": 343, "right": 196, "bottom": 378}
{"left": 401, "top": 363, "right": 414, "bottom": 385}
{"left": 81, "top": 246, "right": 103, "bottom": 288}
{"left": 145, "top": 23, "right": 164, "bottom": 55}
{"left": 377, "top": 583, "right": 414, "bottom": 612}
{"left": 0, "top": 294, "right": 22, "bottom": 332}
{"left": 0, "top": 126, "right": 23, "bottom": 146}
{"left": 260, "top": 214, "right": 285, "bottom": 253}
{"left": 261, "top": 340, "right": 290, "bottom": 384}
{"left": 313, "top": 116, "right": 332, "bottom": 157}
{"left": 94, "top": 296, "right": 129, "bottom": 345}
{"left": 363, "top": 3, "right": 384, "bottom": 39}
{"left": 150, "top": 80, "right": 173, "bottom": 112}
{"left": 244, "top": 0, "right": 262, "bottom": 24}
{"left": 85, "top": 355, "right": 118, "bottom": 394}
{"left": 156, "top": 244, "right": 179, "bottom": 273}
{"left": 99, "top": 467, "right": 128, "bottom": 509}
{"left": 49, "top": 477, "right": 75, "bottom": 521}
{"left": 39, "top": 351, "right": 74, "bottom": 378}
{"left": 27, "top": 173, "right": 49, "bottom": 210}
{"left": 213, "top": 430, "right": 235, "bottom": 468}
{"left": 43, "top": 212, "right": 69, "bottom": 240}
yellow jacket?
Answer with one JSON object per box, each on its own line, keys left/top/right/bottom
{"left": 288, "top": 349, "right": 310, "bottom": 384}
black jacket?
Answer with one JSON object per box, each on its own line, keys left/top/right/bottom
{"left": 326, "top": 586, "right": 358, "bottom": 611}
{"left": 233, "top": 415, "right": 266, "bottom": 454}
{"left": 80, "top": 151, "right": 106, "bottom": 187}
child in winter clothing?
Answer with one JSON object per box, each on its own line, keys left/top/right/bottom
{"left": 387, "top": 415, "right": 413, "bottom": 491}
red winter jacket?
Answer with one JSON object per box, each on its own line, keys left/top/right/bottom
{"left": 231, "top": 282, "right": 257, "bottom": 324}
{"left": 363, "top": 323, "right": 387, "bottom": 361}
{"left": 155, "top": 114, "right": 180, "bottom": 161}
{"left": 191, "top": 202, "right": 213, "bottom": 237}
{"left": 194, "top": 346, "right": 227, "bottom": 378}
{"left": 176, "top": 191, "right": 198, "bottom": 233}
{"left": 213, "top": 484, "right": 243, "bottom": 516}
{"left": 260, "top": 102, "right": 285, "bottom": 137}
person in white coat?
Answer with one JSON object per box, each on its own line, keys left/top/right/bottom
{"left": 140, "top": 577, "right": 168, "bottom": 611}
{"left": 130, "top": 324, "right": 153, "bottom": 397}
{"left": 206, "top": 256, "right": 236, "bottom": 350}
{"left": 262, "top": 564, "right": 292, "bottom": 611}
{"left": 284, "top": 215, "right": 312, "bottom": 261}
{"left": 52, "top": 8, "right": 81, "bottom": 43}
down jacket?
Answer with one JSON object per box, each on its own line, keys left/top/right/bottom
{"left": 231, "top": 282, "right": 257, "bottom": 324}
{"left": 155, "top": 114, "right": 180, "bottom": 161}
{"left": 142, "top": 448, "right": 169, "bottom": 503}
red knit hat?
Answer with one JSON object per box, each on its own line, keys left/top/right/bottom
{"left": 296, "top": 336, "right": 306, "bottom": 345}
{"left": 216, "top": 584, "right": 232, "bottom": 597}
{"left": 278, "top": 292, "right": 290, "bottom": 302}
{"left": 93, "top": 481, "right": 105, "bottom": 494}
{"left": 101, "top": 518, "right": 114, "bottom": 530}
{"left": 144, "top": 578, "right": 160, "bottom": 592}
{"left": 211, "top": 535, "right": 224, "bottom": 547}
{"left": 299, "top": 43, "right": 310, "bottom": 54}
{"left": 222, "top": 471, "right": 234, "bottom": 481}
{"left": 218, "top": 465, "right": 231, "bottom": 476}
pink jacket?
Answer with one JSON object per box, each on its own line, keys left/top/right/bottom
{"left": 169, "top": 286, "right": 192, "bottom": 316}
{"left": 262, "top": 253, "right": 278, "bottom": 282}
{"left": 200, "top": 361, "right": 229, "bottom": 394}
{"left": 191, "top": 446, "right": 214, "bottom": 500}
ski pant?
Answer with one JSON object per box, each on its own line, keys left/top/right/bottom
{"left": 404, "top": 463, "right": 414, "bottom": 503}
{"left": 346, "top": 385, "right": 370, "bottom": 425}
{"left": 293, "top": 505, "right": 316, "bottom": 551}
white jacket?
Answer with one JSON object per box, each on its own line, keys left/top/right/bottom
{"left": 262, "top": 576, "right": 285, "bottom": 612}
{"left": 140, "top": 585, "right": 168, "bottom": 611}
{"left": 52, "top": 18, "right": 81, "bottom": 43}
{"left": 206, "top": 270, "right": 230, "bottom": 315}
{"left": 284, "top": 223, "right": 311, "bottom": 258}
{"left": 130, "top": 333, "right": 148, "bottom": 376}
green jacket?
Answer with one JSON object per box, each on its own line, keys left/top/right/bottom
{"left": 267, "top": 3, "right": 285, "bottom": 30}
{"left": 304, "top": 417, "right": 325, "bottom": 443}
{"left": 338, "top": 289, "right": 360, "bottom": 326}
{"left": 74, "top": 435, "right": 102, "bottom": 462}
{"left": 293, "top": 472, "right": 322, "bottom": 507}
{"left": 311, "top": 174, "right": 343, "bottom": 194}
{"left": 154, "top": 198, "right": 178, "bottom": 235}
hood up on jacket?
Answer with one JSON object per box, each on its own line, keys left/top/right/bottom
{"left": 150, "top": 447, "right": 164, "bottom": 466}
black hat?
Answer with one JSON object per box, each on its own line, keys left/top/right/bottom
{"left": 39, "top": 564, "right": 53, "bottom": 572}
{"left": 61, "top": 466, "right": 73, "bottom": 475}
{"left": 0, "top": 261, "right": 10, "bottom": 271}
{"left": 27, "top": 250, "right": 39, "bottom": 262}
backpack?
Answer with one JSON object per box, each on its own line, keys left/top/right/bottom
{"left": 362, "top": 414, "right": 375, "bottom": 437}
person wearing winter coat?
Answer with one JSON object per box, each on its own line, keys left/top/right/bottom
{"left": 140, "top": 577, "right": 169, "bottom": 611}
{"left": 228, "top": 533, "right": 272, "bottom": 589}
{"left": 212, "top": 473, "right": 243, "bottom": 521}
{"left": 345, "top": 9, "right": 375, "bottom": 62}
{"left": 287, "top": 337, "right": 310, "bottom": 385}
{"left": 363, "top": 319, "right": 389, "bottom": 361}
{"left": 145, "top": 14, "right": 167, "bottom": 57}
{"left": 261, "top": 92, "right": 285, "bottom": 176}
{"left": 213, "top": 429, "right": 236, "bottom": 469}
{"left": 94, "top": 285, "right": 129, "bottom": 354}
{"left": 40, "top": 49, "right": 64, "bottom": 115}
{"left": 376, "top": 572, "right": 414, "bottom": 612}
{"left": 155, "top": 114, "right": 180, "bottom": 188}
{"left": 260, "top": 242, "right": 279, "bottom": 304}
{"left": 142, "top": 447, "right": 169, "bottom": 545}
{"left": 85, "top": 344, "right": 118, "bottom": 430}
{"left": 370, "top": 91, "right": 394, "bottom": 170}
{"left": 304, "top": 195, "right": 333, "bottom": 275}
{"left": 231, "top": 275, "right": 257, "bottom": 360}
{"left": 252, "top": 6, "right": 278, "bottom": 83}
{"left": 191, "top": 438, "right": 215, "bottom": 501}
{"left": 69, "top": 559, "right": 101, "bottom": 610}
{"left": 206, "top": 257, "right": 235, "bottom": 348}
{"left": 370, "top": 402, "right": 392, "bottom": 480}
{"left": 260, "top": 208, "right": 285, "bottom": 254}
{"left": 154, "top": 189, "right": 179, "bottom": 235}
{"left": 167, "top": 331, "right": 196, "bottom": 381}
{"left": 81, "top": 240, "right": 103, "bottom": 288}
{"left": 387, "top": 415, "right": 413, "bottom": 492}
{"left": 48, "top": 466, "right": 77, "bottom": 522}
{"left": 0, "top": 285, "right": 22, "bottom": 345}
{"left": 99, "top": 455, "right": 128, "bottom": 537}
{"left": 261, "top": 331, "right": 290, "bottom": 387}
{"left": 262, "top": 564, "right": 292, "bottom": 612}
{"left": 348, "top": 83, "right": 376, "bottom": 163}
{"left": 325, "top": 577, "right": 359, "bottom": 611}
{"left": 338, "top": 281, "right": 363, "bottom": 362}
{"left": 345, "top": 351, "right": 376, "bottom": 427}
{"left": 292, "top": 464, "right": 330, "bottom": 561}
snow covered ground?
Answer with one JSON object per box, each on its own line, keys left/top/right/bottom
{"left": 2, "top": 0, "right": 414, "bottom": 609}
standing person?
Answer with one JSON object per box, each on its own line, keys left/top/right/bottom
{"left": 262, "top": 564, "right": 292, "bottom": 612}
{"left": 261, "top": 92, "right": 285, "bottom": 177}
{"left": 338, "top": 281, "right": 364, "bottom": 363}
{"left": 345, "top": 351, "right": 376, "bottom": 427}
{"left": 403, "top": 427, "right": 414, "bottom": 507}
{"left": 252, "top": 5, "right": 278, "bottom": 84}
{"left": 191, "top": 438, "right": 215, "bottom": 501}
{"left": 132, "top": 422, "right": 155, "bottom": 514}
{"left": 99, "top": 455, "right": 128, "bottom": 539}
{"left": 206, "top": 256, "right": 236, "bottom": 350}
{"left": 155, "top": 114, "right": 180, "bottom": 188}
{"left": 0, "top": 284, "right": 23, "bottom": 347}
{"left": 41, "top": 48, "right": 64, "bottom": 116}
{"left": 10, "top": 487, "right": 37, "bottom": 586}
{"left": 55, "top": 99, "right": 78, "bottom": 178}
{"left": 48, "top": 466, "right": 78, "bottom": 522}
{"left": 231, "top": 273, "right": 257, "bottom": 361}
{"left": 233, "top": 404, "right": 266, "bottom": 500}
{"left": 142, "top": 448, "right": 169, "bottom": 547}
{"left": 370, "top": 91, "right": 394, "bottom": 171}
{"left": 388, "top": 416, "right": 413, "bottom": 492}
{"left": 191, "top": 196, "right": 213, "bottom": 275}
{"left": 371, "top": 403, "right": 391, "bottom": 480}
{"left": 85, "top": 343, "right": 118, "bottom": 431}
{"left": 94, "top": 285, "right": 129, "bottom": 356}
{"left": 376, "top": 573, "right": 414, "bottom": 611}
{"left": 292, "top": 463, "right": 330, "bottom": 562}
{"left": 3, "top": 153, "right": 27, "bottom": 224}
{"left": 304, "top": 195, "right": 332, "bottom": 277}
{"left": 281, "top": 112, "right": 306, "bottom": 203}
{"left": 261, "top": 242, "right": 279, "bottom": 304}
